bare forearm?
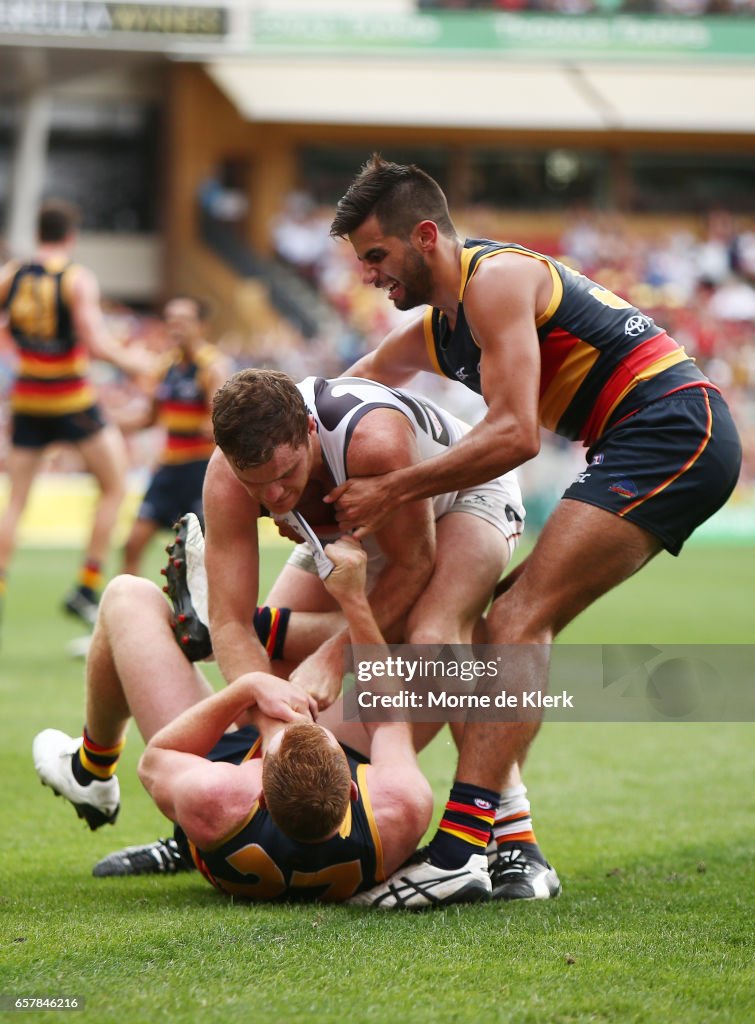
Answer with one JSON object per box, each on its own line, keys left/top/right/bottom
{"left": 147, "top": 678, "right": 257, "bottom": 756}
{"left": 387, "top": 415, "right": 536, "bottom": 504}
{"left": 340, "top": 593, "right": 384, "bottom": 647}
{"left": 212, "top": 620, "right": 271, "bottom": 686}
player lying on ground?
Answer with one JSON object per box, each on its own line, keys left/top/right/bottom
{"left": 33, "top": 539, "right": 482, "bottom": 905}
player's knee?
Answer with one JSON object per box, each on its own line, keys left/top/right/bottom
{"left": 100, "top": 573, "right": 166, "bottom": 621}
{"left": 122, "top": 532, "right": 143, "bottom": 565}
{"left": 406, "top": 615, "right": 465, "bottom": 646}
{"left": 487, "top": 590, "right": 553, "bottom": 645}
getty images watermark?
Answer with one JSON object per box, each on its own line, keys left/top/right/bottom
{"left": 341, "top": 644, "right": 755, "bottom": 723}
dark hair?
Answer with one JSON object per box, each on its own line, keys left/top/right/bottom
{"left": 211, "top": 368, "right": 309, "bottom": 469}
{"left": 164, "top": 295, "right": 211, "bottom": 322}
{"left": 330, "top": 153, "right": 455, "bottom": 241}
{"left": 262, "top": 724, "right": 352, "bottom": 842}
{"left": 38, "top": 199, "right": 80, "bottom": 243}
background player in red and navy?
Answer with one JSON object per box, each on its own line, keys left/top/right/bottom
{"left": 325, "top": 154, "right": 742, "bottom": 908}
{"left": 119, "top": 296, "right": 230, "bottom": 576}
{"left": 0, "top": 198, "right": 147, "bottom": 631}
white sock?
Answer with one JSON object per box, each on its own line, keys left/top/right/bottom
{"left": 493, "top": 783, "right": 535, "bottom": 844}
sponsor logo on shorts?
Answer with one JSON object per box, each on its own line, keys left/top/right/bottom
{"left": 575, "top": 471, "right": 591, "bottom": 483}
{"left": 608, "top": 477, "right": 639, "bottom": 498}
{"left": 454, "top": 362, "right": 480, "bottom": 382}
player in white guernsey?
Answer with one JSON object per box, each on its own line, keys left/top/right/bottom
{"left": 282, "top": 375, "right": 523, "bottom": 595}
{"left": 200, "top": 368, "right": 523, "bottom": 710}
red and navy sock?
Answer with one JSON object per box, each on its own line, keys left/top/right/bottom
{"left": 253, "top": 606, "right": 291, "bottom": 660}
{"left": 77, "top": 560, "right": 103, "bottom": 601}
{"left": 426, "top": 781, "right": 499, "bottom": 869}
{"left": 71, "top": 728, "right": 124, "bottom": 786}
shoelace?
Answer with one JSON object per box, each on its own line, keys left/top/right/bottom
{"left": 493, "top": 849, "right": 531, "bottom": 878}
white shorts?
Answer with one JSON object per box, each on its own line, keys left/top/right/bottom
{"left": 285, "top": 474, "right": 525, "bottom": 588}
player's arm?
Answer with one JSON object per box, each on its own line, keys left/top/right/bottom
{"left": 203, "top": 449, "right": 272, "bottom": 683}
{"left": 138, "top": 672, "right": 314, "bottom": 846}
{"left": 108, "top": 370, "right": 162, "bottom": 433}
{"left": 318, "top": 537, "right": 433, "bottom": 871}
{"left": 66, "top": 265, "right": 153, "bottom": 377}
{"left": 329, "top": 256, "right": 544, "bottom": 536}
{"left": 289, "top": 413, "right": 436, "bottom": 709}
{"left": 344, "top": 313, "right": 432, "bottom": 386}
{"left": 0, "top": 259, "right": 18, "bottom": 316}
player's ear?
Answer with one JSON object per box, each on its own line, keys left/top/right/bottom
{"left": 258, "top": 791, "right": 267, "bottom": 810}
{"left": 414, "top": 220, "right": 438, "bottom": 252}
{"left": 350, "top": 780, "right": 358, "bottom": 803}
{"left": 307, "top": 415, "right": 317, "bottom": 437}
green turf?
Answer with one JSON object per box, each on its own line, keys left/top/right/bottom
{"left": 0, "top": 543, "right": 753, "bottom": 1023}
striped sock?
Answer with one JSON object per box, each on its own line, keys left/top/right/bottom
{"left": 253, "top": 606, "right": 291, "bottom": 660}
{"left": 427, "top": 782, "right": 499, "bottom": 869}
{"left": 72, "top": 728, "right": 125, "bottom": 786}
{"left": 493, "top": 783, "right": 537, "bottom": 847}
{"left": 78, "top": 560, "right": 103, "bottom": 598}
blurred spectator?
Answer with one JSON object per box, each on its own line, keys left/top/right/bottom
{"left": 418, "top": 0, "right": 755, "bottom": 10}
{"left": 272, "top": 191, "right": 333, "bottom": 285}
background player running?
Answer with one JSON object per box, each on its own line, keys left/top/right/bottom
{"left": 0, "top": 198, "right": 147, "bottom": 631}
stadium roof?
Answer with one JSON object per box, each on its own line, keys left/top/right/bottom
{"left": 202, "top": 9, "right": 755, "bottom": 136}
{"left": 205, "top": 57, "right": 755, "bottom": 135}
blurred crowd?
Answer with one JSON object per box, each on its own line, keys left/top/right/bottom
{"left": 418, "top": 0, "right": 755, "bottom": 13}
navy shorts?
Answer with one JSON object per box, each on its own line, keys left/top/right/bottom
{"left": 138, "top": 460, "right": 209, "bottom": 530}
{"left": 563, "top": 387, "right": 742, "bottom": 555}
{"left": 11, "top": 406, "right": 106, "bottom": 448}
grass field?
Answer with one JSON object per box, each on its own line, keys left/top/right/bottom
{"left": 1, "top": 539, "right": 753, "bottom": 1023}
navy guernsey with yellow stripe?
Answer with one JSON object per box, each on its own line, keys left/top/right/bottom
{"left": 188, "top": 727, "right": 384, "bottom": 903}
{"left": 155, "top": 345, "right": 218, "bottom": 465}
{"left": 423, "top": 239, "right": 716, "bottom": 446}
{"left": 2, "top": 260, "right": 96, "bottom": 416}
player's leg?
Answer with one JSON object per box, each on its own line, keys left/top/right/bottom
{"left": 64, "top": 424, "right": 128, "bottom": 624}
{"left": 452, "top": 502, "right": 661, "bottom": 797}
{"left": 449, "top": 500, "right": 661, "bottom": 891}
{"left": 122, "top": 516, "right": 159, "bottom": 576}
{"left": 263, "top": 559, "right": 343, "bottom": 671}
{"left": 0, "top": 444, "right": 46, "bottom": 631}
{"left": 406, "top": 510, "right": 508, "bottom": 645}
{"left": 127, "top": 460, "right": 208, "bottom": 577}
{"left": 34, "top": 574, "right": 214, "bottom": 830}
{"left": 404, "top": 508, "right": 558, "bottom": 895}
{"left": 78, "top": 423, "right": 128, "bottom": 566}
{"left": 86, "top": 574, "right": 214, "bottom": 742}
{"left": 122, "top": 465, "right": 169, "bottom": 576}
{"left": 358, "top": 501, "right": 661, "bottom": 908}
